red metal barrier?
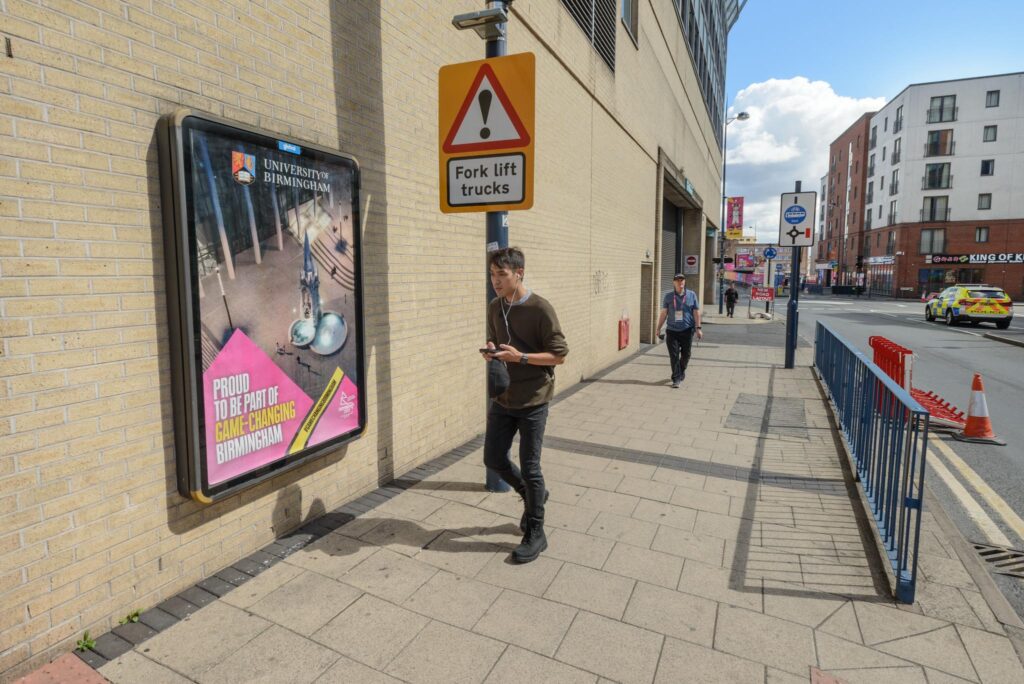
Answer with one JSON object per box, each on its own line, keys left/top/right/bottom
{"left": 868, "top": 336, "right": 966, "bottom": 429}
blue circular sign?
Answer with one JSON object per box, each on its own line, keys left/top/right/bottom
{"left": 784, "top": 205, "right": 807, "bottom": 224}
{"left": 763, "top": 247, "right": 778, "bottom": 259}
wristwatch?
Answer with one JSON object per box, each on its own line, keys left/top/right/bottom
{"left": 519, "top": 353, "right": 529, "bottom": 365}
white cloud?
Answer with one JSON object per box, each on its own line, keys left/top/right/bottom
{"left": 726, "top": 77, "right": 886, "bottom": 242}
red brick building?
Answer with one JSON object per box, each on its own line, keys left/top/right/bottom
{"left": 895, "top": 219, "right": 1024, "bottom": 299}
{"left": 818, "top": 113, "right": 874, "bottom": 286}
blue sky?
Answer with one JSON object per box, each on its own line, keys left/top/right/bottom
{"left": 728, "top": 0, "right": 1024, "bottom": 102}
{"left": 724, "top": 0, "right": 1024, "bottom": 240}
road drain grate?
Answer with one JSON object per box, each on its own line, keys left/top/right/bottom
{"left": 972, "top": 542, "right": 1024, "bottom": 579}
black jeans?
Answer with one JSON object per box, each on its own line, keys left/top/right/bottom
{"left": 666, "top": 328, "right": 694, "bottom": 383}
{"left": 483, "top": 402, "right": 548, "bottom": 526}
{"left": 726, "top": 301, "right": 736, "bottom": 316}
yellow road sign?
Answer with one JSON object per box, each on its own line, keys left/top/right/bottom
{"left": 439, "top": 53, "right": 534, "bottom": 213}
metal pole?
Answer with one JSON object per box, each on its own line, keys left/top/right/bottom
{"left": 764, "top": 257, "right": 770, "bottom": 313}
{"left": 484, "top": 0, "right": 512, "bottom": 493}
{"left": 785, "top": 181, "right": 801, "bottom": 369}
{"left": 718, "top": 118, "right": 729, "bottom": 314}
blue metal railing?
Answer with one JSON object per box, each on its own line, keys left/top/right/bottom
{"left": 814, "top": 321, "right": 929, "bottom": 603}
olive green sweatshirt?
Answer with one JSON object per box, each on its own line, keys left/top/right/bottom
{"left": 487, "top": 292, "right": 569, "bottom": 408}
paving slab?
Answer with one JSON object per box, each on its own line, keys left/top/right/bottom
{"left": 655, "top": 638, "right": 764, "bottom": 683}
{"left": 402, "top": 570, "right": 501, "bottom": 629}
{"left": 141, "top": 602, "right": 272, "bottom": 679}
{"left": 385, "top": 621, "right": 505, "bottom": 684}
{"left": 472, "top": 588, "right": 577, "bottom": 657}
{"left": 555, "top": 611, "right": 664, "bottom": 684}
{"left": 484, "top": 646, "right": 597, "bottom": 684}
{"left": 198, "top": 625, "right": 339, "bottom": 684}
{"left": 312, "top": 594, "right": 428, "bottom": 670}
{"left": 248, "top": 569, "right": 362, "bottom": 635}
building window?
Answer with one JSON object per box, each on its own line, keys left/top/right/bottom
{"left": 888, "top": 199, "right": 898, "bottom": 225}
{"left": 981, "top": 159, "right": 994, "bottom": 176}
{"left": 892, "top": 137, "right": 901, "bottom": 164}
{"left": 868, "top": 153, "right": 875, "bottom": 177}
{"left": 927, "top": 95, "right": 957, "bottom": 123}
{"left": 924, "top": 163, "right": 951, "bottom": 189}
{"left": 621, "top": 0, "right": 638, "bottom": 41}
{"left": 886, "top": 231, "right": 896, "bottom": 255}
{"left": 894, "top": 105, "right": 903, "bottom": 132}
{"left": 920, "top": 228, "right": 945, "bottom": 254}
{"left": 866, "top": 181, "right": 873, "bottom": 204}
{"left": 882, "top": 145, "right": 886, "bottom": 161}
{"left": 986, "top": 90, "right": 1000, "bottom": 107}
{"left": 889, "top": 168, "right": 899, "bottom": 195}
{"left": 884, "top": 116, "right": 888, "bottom": 132}
{"left": 978, "top": 193, "right": 992, "bottom": 210}
{"left": 562, "top": 0, "right": 617, "bottom": 71}
{"left": 983, "top": 125, "right": 997, "bottom": 142}
{"left": 976, "top": 226, "right": 989, "bottom": 243}
{"left": 922, "top": 195, "right": 948, "bottom": 222}
{"left": 869, "top": 125, "right": 877, "bottom": 149}
{"left": 925, "top": 129, "right": 954, "bottom": 156}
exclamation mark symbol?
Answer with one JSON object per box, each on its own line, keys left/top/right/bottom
{"left": 478, "top": 89, "right": 492, "bottom": 139}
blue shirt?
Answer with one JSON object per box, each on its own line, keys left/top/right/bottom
{"left": 663, "top": 289, "right": 699, "bottom": 331}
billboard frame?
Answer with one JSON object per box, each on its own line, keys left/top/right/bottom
{"left": 157, "top": 109, "right": 367, "bottom": 504}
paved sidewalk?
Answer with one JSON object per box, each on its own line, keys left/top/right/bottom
{"left": 91, "top": 325, "right": 1024, "bottom": 683}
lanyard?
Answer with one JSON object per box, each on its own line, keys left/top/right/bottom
{"left": 672, "top": 290, "right": 688, "bottom": 314}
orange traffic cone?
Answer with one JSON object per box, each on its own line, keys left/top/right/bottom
{"left": 953, "top": 374, "right": 1005, "bottom": 445}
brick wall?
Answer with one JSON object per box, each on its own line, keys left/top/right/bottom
{"left": 0, "top": 0, "right": 721, "bottom": 676}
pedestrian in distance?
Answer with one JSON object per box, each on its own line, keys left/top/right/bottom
{"left": 725, "top": 284, "right": 739, "bottom": 318}
{"left": 656, "top": 273, "right": 703, "bottom": 388}
{"left": 481, "top": 247, "right": 569, "bottom": 564}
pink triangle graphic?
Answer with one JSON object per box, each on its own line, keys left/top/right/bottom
{"left": 203, "top": 330, "right": 313, "bottom": 485}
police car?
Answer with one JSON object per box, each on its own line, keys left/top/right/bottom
{"left": 925, "top": 284, "right": 1013, "bottom": 329}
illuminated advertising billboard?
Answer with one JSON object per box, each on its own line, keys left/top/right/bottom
{"left": 158, "top": 111, "right": 366, "bottom": 503}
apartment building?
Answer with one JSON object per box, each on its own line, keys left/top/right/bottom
{"left": 863, "top": 72, "right": 1024, "bottom": 297}
{"left": 817, "top": 113, "right": 874, "bottom": 287}
{"left": 0, "top": 0, "right": 743, "bottom": 676}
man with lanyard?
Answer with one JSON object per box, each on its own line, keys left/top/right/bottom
{"left": 657, "top": 273, "right": 703, "bottom": 388}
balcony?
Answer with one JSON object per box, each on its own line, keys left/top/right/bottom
{"left": 867, "top": 164, "right": 875, "bottom": 177}
{"left": 864, "top": 217, "right": 871, "bottom": 230}
{"left": 893, "top": 118, "right": 903, "bottom": 133}
{"left": 887, "top": 212, "right": 897, "bottom": 226}
{"left": 891, "top": 150, "right": 901, "bottom": 164}
{"left": 869, "top": 138, "right": 877, "bottom": 150}
{"left": 919, "top": 207, "right": 951, "bottom": 222}
{"left": 924, "top": 140, "right": 955, "bottom": 157}
{"left": 866, "top": 192, "right": 874, "bottom": 205}
{"left": 926, "top": 106, "right": 957, "bottom": 123}
{"left": 921, "top": 175, "right": 953, "bottom": 190}
{"left": 888, "top": 181, "right": 899, "bottom": 196}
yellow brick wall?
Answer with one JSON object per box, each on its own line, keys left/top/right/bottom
{"left": 0, "top": 0, "right": 721, "bottom": 675}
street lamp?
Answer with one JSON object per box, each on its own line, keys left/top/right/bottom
{"left": 453, "top": 1, "right": 514, "bottom": 494}
{"left": 718, "top": 110, "right": 749, "bottom": 314}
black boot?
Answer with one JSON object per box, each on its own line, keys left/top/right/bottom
{"left": 512, "top": 519, "right": 547, "bottom": 564}
{"left": 520, "top": 489, "right": 550, "bottom": 533}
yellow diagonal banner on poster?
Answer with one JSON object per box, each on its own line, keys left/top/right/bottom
{"left": 288, "top": 367, "right": 344, "bottom": 454}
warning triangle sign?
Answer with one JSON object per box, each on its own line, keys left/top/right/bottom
{"left": 443, "top": 63, "right": 530, "bottom": 153}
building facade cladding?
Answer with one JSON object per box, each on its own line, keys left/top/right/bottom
{"left": 0, "top": 0, "right": 736, "bottom": 677}
{"left": 823, "top": 113, "right": 874, "bottom": 285}
{"left": 858, "top": 72, "right": 1024, "bottom": 297}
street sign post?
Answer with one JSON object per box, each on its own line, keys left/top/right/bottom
{"left": 683, "top": 254, "right": 699, "bottom": 275}
{"left": 778, "top": 191, "right": 816, "bottom": 248}
{"left": 780, "top": 186, "right": 815, "bottom": 368}
{"left": 439, "top": 53, "right": 535, "bottom": 213}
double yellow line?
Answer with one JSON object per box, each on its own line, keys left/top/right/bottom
{"left": 928, "top": 437, "right": 1024, "bottom": 547}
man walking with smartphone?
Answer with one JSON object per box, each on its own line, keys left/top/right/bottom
{"left": 481, "top": 247, "right": 568, "bottom": 564}
{"left": 657, "top": 273, "right": 703, "bottom": 388}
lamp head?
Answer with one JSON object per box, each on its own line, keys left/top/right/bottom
{"left": 452, "top": 7, "right": 508, "bottom": 39}
{"left": 736, "top": 111, "right": 750, "bottom": 121}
